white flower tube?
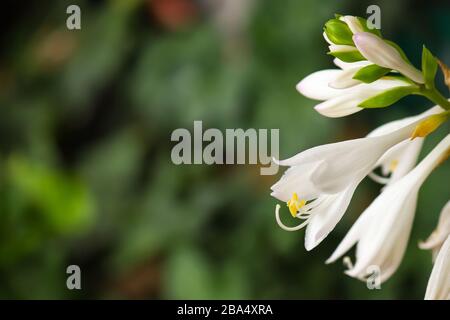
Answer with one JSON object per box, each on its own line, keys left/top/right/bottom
{"left": 353, "top": 32, "right": 424, "bottom": 83}
{"left": 314, "top": 78, "right": 409, "bottom": 117}
{"left": 424, "top": 235, "right": 450, "bottom": 300}
{"left": 326, "top": 135, "right": 450, "bottom": 283}
{"left": 297, "top": 69, "right": 410, "bottom": 117}
{"left": 420, "top": 201, "right": 450, "bottom": 261}
{"left": 281, "top": 119, "right": 430, "bottom": 195}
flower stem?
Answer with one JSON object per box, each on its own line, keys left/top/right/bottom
{"left": 418, "top": 86, "right": 450, "bottom": 111}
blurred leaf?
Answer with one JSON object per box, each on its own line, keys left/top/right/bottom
{"left": 8, "top": 155, "right": 94, "bottom": 233}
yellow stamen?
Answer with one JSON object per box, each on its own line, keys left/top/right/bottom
{"left": 389, "top": 160, "right": 399, "bottom": 172}
{"left": 287, "top": 193, "right": 306, "bottom": 217}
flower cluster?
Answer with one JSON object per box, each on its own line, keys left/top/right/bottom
{"left": 271, "top": 15, "right": 450, "bottom": 299}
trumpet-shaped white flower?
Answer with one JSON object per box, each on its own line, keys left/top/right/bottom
{"left": 297, "top": 69, "right": 410, "bottom": 117}
{"left": 353, "top": 32, "right": 424, "bottom": 83}
{"left": 326, "top": 135, "right": 450, "bottom": 283}
{"left": 271, "top": 107, "right": 442, "bottom": 250}
{"left": 420, "top": 201, "right": 450, "bottom": 261}
{"left": 424, "top": 235, "right": 450, "bottom": 300}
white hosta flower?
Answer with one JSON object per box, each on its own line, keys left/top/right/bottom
{"left": 420, "top": 201, "right": 450, "bottom": 261}
{"left": 424, "top": 235, "right": 450, "bottom": 300}
{"left": 271, "top": 109, "right": 441, "bottom": 250}
{"left": 353, "top": 32, "right": 424, "bottom": 83}
{"left": 326, "top": 135, "right": 450, "bottom": 283}
{"left": 297, "top": 69, "right": 410, "bottom": 117}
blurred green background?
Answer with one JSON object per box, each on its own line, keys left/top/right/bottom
{"left": 0, "top": 0, "right": 448, "bottom": 299}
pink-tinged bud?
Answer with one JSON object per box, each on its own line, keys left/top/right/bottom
{"left": 353, "top": 32, "right": 424, "bottom": 83}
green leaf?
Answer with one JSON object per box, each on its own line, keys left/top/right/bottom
{"left": 422, "top": 46, "right": 438, "bottom": 89}
{"left": 353, "top": 64, "right": 391, "bottom": 83}
{"left": 358, "top": 86, "right": 417, "bottom": 108}
{"left": 324, "top": 19, "right": 354, "bottom": 45}
{"left": 328, "top": 50, "right": 365, "bottom": 62}
{"left": 8, "top": 155, "right": 95, "bottom": 233}
{"left": 356, "top": 17, "right": 382, "bottom": 37}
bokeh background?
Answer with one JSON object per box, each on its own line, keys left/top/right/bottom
{"left": 0, "top": 0, "right": 449, "bottom": 299}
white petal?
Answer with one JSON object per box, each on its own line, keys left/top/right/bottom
{"left": 420, "top": 201, "right": 450, "bottom": 260}
{"left": 425, "top": 235, "right": 450, "bottom": 300}
{"left": 314, "top": 78, "right": 409, "bottom": 118}
{"left": 329, "top": 44, "right": 357, "bottom": 53}
{"left": 349, "top": 189, "right": 418, "bottom": 281}
{"left": 270, "top": 162, "right": 322, "bottom": 202}
{"left": 369, "top": 138, "right": 423, "bottom": 185}
{"left": 310, "top": 125, "right": 417, "bottom": 193}
{"left": 333, "top": 58, "right": 371, "bottom": 70}
{"left": 410, "top": 134, "right": 450, "bottom": 185}
{"left": 388, "top": 138, "right": 423, "bottom": 183}
{"left": 323, "top": 32, "right": 333, "bottom": 45}
{"left": 326, "top": 205, "right": 371, "bottom": 264}
{"left": 313, "top": 91, "right": 365, "bottom": 117}
{"left": 353, "top": 32, "right": 424, "bottom": 83}
{"left": 278, "top": 120, "right": 420, "bottom": 194}
{"left": 305, "top": 183, "right": 358, "bottom": 251}
{"left": 342, "top": 16, "right": 364, "bottom": 34}
{"left": 296, "top": 69, "right": 345, "bottom": 100}
{"left": 328, "top": 65, "right": 362, "bottom": 89}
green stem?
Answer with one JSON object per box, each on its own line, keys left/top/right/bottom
{"left": 418, "top": 86, "right": 450, "bottom": 110}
